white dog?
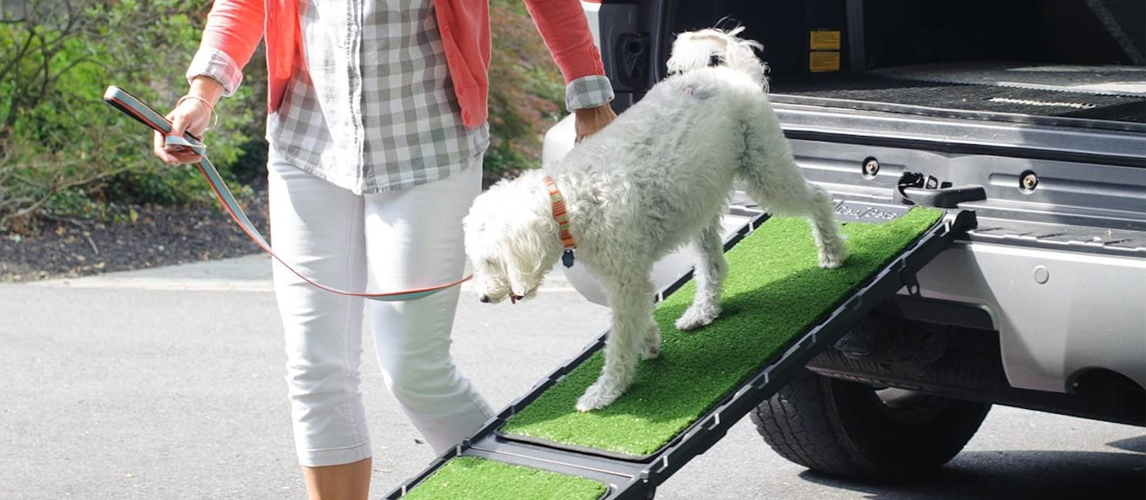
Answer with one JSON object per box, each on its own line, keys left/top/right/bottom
{"left": 463, "top": 27, "right": 848, "bottom": 412}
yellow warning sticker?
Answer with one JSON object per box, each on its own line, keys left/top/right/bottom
{"left": 810, "top": 30, "right": 842, "bottom": 50}
{"left": 809, "top": 51, "right": 841, "bottom": 73}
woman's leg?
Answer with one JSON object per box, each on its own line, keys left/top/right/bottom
{"left": 363, "top": 157, "right": 493, "bottom": 454}
{"left": 268, "top": 150, "right": 372, "bottom": 499}
{"left": 301, "top": 458, "right": 371, "bottom": 500}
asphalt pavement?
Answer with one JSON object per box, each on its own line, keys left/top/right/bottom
{"left": 1, "top": 256, "right": 1142, "bottom": 499}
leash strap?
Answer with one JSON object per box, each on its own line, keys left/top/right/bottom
{"left": 103, "top": 86, "right": 471, "bottom": 301}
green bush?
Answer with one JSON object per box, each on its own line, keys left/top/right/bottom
{"left": 0, "top": 0, "right": 259, "bottom": 231}
{"left": 0, "top": 0, "right": 564, "bottom": 232}
{"left": 486, "top": 0, "right": 566, "bottom": 182}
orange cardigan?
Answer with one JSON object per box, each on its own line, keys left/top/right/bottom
{"left": 198, "top": 0, "right": 607, "bottom": 128}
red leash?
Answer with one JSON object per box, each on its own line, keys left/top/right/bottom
{"left": 103, "top": 86, "right": 471, "bottom": 301}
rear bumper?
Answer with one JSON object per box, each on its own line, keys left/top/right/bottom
{"left": 919, "top": 240, "right": 1146, "bottom": 393}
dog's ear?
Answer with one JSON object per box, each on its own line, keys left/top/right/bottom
{"left": 504, "top": 225, "right": 532, "bottom": 297}
{"left": 504, "top": 182, "right": 561, "bottom": 296}
{"left": 507, "top": 217, "right": 556, "bottom": 297}
{"left": 507, "top": 267, "right": 531, "bottom": 298}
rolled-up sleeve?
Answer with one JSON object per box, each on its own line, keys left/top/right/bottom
{"left": 186, "top": 47, "right": 244, "bottom": 97}
{"left": 565, "top": 74, "right": 614, "bottom": 111}
{"left": 523, "top": 0, "right": 612, "bottom": 111}
{"left": 186, "top": 0, "right": 265, "bottom": 98}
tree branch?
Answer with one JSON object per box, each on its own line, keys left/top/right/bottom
{"left": 35, "top": 31, "right": 52, "bottom": 107}
{"left": 47, "top": 54, "right": 94, "bottom": 81}
{"left": 1, "top": 161, "right": 138, "bottom": 226}
{"left": 0, "top": 27, "right": 37, "bottom": 88}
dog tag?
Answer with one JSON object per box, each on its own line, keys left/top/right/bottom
{"left": 562, "top": 249, "right": 575, "bottom": 268}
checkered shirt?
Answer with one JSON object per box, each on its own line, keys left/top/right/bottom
{"left": 188, "top": 0, "right": 615, "bottom": 194}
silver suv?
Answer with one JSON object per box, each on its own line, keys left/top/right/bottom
{"left": 547, "top": 0, "right": 1145, "bottom": 479}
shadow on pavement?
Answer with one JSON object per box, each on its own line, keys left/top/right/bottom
{"left": 795, "top": 449, "right": 1145, "bottom": 500}
{"left": 1107, "top": 435, "right": 1146, "bottom": 454}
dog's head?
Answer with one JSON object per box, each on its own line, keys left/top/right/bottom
{"left": 463, "top": 171, "right": 563, "bottom": 305}
{"left": 666, "top": 26, "right": 767, "bottom": 89}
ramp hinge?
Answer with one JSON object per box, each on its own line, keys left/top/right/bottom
{"left": 900, "top": 267, "right": 921, "bottom": 297}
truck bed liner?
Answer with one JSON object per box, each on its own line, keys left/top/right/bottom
{"left": 770, "top": 63, "right": 1146, "bottom": 132}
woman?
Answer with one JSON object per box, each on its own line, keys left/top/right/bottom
{"left": 152, "top": 0, "right": 615, "bottom": 498}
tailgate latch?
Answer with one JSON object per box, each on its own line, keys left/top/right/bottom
{"left": 894, "top": 172, "right": 987, "bottom": 208}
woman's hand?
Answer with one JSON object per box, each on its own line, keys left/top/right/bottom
{"left": 152, "top": 76, "right": 224, "bottom": 165}
{"left": 574, "top": 104, "right": 617, "bottom": 142}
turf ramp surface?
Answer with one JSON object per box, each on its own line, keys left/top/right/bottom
{"left": 401, "top": 456, "right": 607, "bottom": 500}
{"left": 500, "top": 208, "right": 943, "bottom": 457}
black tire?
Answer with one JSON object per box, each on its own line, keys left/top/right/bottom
{"left": 751, "top": 367, "right": 991, "bottom": 479}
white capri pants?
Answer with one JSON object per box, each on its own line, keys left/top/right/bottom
{"left": 267, "top": 148, "right": 492, "bottom": 467}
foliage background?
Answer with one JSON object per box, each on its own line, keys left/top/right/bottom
{"left": 0, "top": 0, "right": 564, "bottom": 233}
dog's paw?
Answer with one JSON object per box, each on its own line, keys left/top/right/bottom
{"left": 675, "top": 304, "right": 720, "bottom": 331}
{"left": 642, "top": 343, "right": 660, "bottom": 360}
{"left": 642, "top": 341, "right": 661, "bottom": 360}
{"left": 818, "top": 248, "right": 849, "bottom": 269}
{"left": 582, "top": 385, "right": 618, "bottom": 412}
{"left": 642, "top": 323, "right": 661, "bottom": 360}
{"left": 576, "top": 384, "right": 621, "bottom": 412}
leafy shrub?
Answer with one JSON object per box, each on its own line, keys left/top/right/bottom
{"left": 486, "top": 0, "right": 565, "bottom": 182}
{"left": 0, "top": 0, "right": 259, "bottom": 232}
{"left": 0, "top": 0, "right": 564, "bottom": 232}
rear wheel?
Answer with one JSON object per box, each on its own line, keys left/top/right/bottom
{"left": 751, "top": 367, "right": 991, "bottom": 479}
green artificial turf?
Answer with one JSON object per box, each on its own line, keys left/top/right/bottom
{"left": 500, "top": 208, "right": 943, "bottom": 457}
{"left": 401, "top": 456, "right": 607, "bottom": 500}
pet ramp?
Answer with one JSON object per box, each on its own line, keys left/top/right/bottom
{"left": 386, "top": 199, "right": 977, "bottom": 500}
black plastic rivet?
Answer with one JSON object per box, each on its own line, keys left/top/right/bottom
{"left": 1020, "top": 170, "right": 1039, "bottom": 193}
{"left": 862, "top": 158, "right": 880, "bottom": 179}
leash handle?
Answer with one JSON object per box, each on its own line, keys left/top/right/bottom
{"left": 103, "top": 86, "right": 471, "bottom": 301}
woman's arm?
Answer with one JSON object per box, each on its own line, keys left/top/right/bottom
{"left": 187, "top": 0, "right": 266, "bottom": 98}
{"left": 521, "top": 0, "right": 605, "bottom": 84}
{"left": 154, "top": 0, "right": 264, "bottom": 165}
{"left": 521, "top": 0, "right": 617, "bottom": 138}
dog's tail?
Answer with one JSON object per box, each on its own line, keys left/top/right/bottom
{"left": 666, "top": 26, "right": 767, "bottom": 89}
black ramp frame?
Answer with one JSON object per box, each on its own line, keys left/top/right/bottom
{"left": 385, "top": 205, "right": 977, "bottom": 500}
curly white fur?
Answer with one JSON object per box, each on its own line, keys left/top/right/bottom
{"left": 463, "top": 27, "right": 848, "bottom": 412}
{"left": 666, "top": 26, "right": 768, "bottom": 91}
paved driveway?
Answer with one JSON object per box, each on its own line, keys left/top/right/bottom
{"left": 1, "top": 257, "right": 1142, "bottom": 499}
